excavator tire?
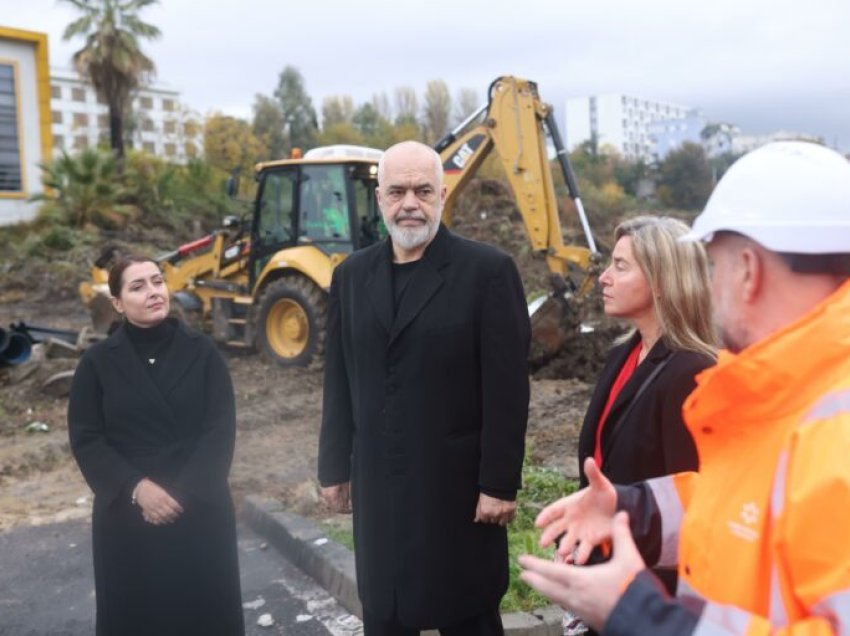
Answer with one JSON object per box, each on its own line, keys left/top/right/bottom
{"left": 255, "top": 276, "right": 326, "bottom": 368}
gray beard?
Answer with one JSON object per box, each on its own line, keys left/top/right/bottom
{"left": 387, "top": 220, "right": 438, "bottom": 251}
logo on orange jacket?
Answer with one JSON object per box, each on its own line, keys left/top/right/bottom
{"left": 727, "top": 502, "right": 760, "bottom": 542}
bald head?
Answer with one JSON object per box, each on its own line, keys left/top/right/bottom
{"left": 378, "top": 141, "right": 443, "bottom": 187}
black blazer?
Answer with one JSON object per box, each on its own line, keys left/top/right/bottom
{"left": 578, "top": 332, "right": 711, "bottom": 489}
{"left": 577, "top": 332, "right": 712, "bottom": 597}
{"left": 67, "top": 320, "right": 243, "bottom": 635}
{"left": 318, "top": 225, "right": 531, "bottom": 628}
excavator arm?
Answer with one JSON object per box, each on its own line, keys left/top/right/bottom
{"left": 436, "top": 76, "right": 598, "bottom": 297}
{"left": 435, "top": 76, "right": 600, "bottom": 362}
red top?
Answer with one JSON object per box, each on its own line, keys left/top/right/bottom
{"left": 594, "top": 342, "right": 643, "bottom": 467}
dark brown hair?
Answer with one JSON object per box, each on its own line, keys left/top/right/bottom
{"left": 108, "top": 254, "right": 158, "bottom": 298}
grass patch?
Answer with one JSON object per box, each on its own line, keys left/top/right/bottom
{"left": 502, "top": 463, "right": 577, "bottom": 613}
{"left": 320, "top": 522, "right": 355, "bottom": 551}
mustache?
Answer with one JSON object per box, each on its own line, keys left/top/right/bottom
{"left": 394, "top": 212, "right": 427, "bottom": 222}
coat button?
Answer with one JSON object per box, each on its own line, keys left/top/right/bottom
{"left": 684, "top": 565, "right": 691, "bottom": 575}
{"left": 701, "top": 426, "right": 713, "bottom": 434}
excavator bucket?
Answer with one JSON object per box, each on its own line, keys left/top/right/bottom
{"left": 528, "top": 293, "right": 582, "bottom": 367}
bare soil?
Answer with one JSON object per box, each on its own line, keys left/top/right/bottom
{"left": 0, "top": 302, "right": 614, "bottom": 532}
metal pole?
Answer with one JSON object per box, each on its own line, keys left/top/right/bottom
{"left": 544, "top": 111, "right": 598, "bottom": 254}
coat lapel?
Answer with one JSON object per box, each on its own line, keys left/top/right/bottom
{"left": 600, "top": 337, "right": 672, "bottom": 456}
{"left": 157, "top": 321, "right": 202, "bottom": 396}
{"left": 105, "top": 321, "right": 203, "bottom": 426}
{"left": 388, "top": 225, "right": 451, "bottom": 347}
{"left": 107, "top": 324, "right": 178, "bottom": 426}
{"left": 365, "top": 240, "right": 394, "bottom": 335}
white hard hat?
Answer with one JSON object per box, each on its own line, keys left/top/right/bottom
{"left": 682, "top": 141, "right": 850, "bottom": 254}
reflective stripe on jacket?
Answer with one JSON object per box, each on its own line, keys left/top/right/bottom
{"left": 606, "top": 279, "right": 850, "bottom": 636}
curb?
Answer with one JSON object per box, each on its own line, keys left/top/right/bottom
{"left": 240, "top": 496, "right": 563, "bottom": 636}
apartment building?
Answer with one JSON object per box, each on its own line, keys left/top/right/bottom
{"left": 50, "top": 67, "right": 202, "bottom": 163}
{"left": 565, "top": 93, "right": 691, "bottom": 162}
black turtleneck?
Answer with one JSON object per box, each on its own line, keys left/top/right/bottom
{"left": 124, "top": 318, "right": 177, "bottom": 384}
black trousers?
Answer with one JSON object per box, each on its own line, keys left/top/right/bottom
{"left": 362, "top": 605, "right": 504, "bottom": 636}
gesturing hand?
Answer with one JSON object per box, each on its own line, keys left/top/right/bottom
{"left": 321, "top": 482, "right": 351, "bottom": 513}
{"left": 474, "top": 493, "right": 516, "bottom": 526}
{"left": 134, "top": 478, "right": 184, "bottom": 525}
{"left": 519, "top": 511, "right": 645, "bottom": 631}
{"left": 536, "top": 458, "right": 617, "bottom": 565}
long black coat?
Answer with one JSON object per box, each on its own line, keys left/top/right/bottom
{"left": 318, "top": 226, "right": 530, "bottom": 628}
{"left": 577, "top": 332, "right": 712, "bottom": 594}
{"left": 68, "top": 320, "right": 243, "bottom": 636}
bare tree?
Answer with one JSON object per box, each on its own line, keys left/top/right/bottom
{"left": 394, "top": 86, "right": 418, "bottom": 126}
{"left": 321, "top": 95, "right": 355, "bottom": 128}
{"left": 422, "top": 80, "right": 451, "bottom": 144}
{"left": 453, "top": 87, "right": 481, "bottom": 126}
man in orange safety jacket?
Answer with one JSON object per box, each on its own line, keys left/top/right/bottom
{"left": 518, "top": 141, "right": 850, "bottom": 635}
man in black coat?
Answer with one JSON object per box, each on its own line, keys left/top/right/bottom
{"left": 318, "top": 141, "right": 531, "bottom": 635}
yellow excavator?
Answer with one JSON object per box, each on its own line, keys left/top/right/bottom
{"left": 79, "top": 76, "right": 599, "bottom": 367}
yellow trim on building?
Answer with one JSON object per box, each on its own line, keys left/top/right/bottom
{"left": 0, "top": 26, "right": 52, "bottom": 188}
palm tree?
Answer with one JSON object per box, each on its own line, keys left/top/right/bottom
{"left": 31, "top": 148, "right": 138, "bottom": 228}
{"left": 62, "top": 0, "right": 161, "bottom": 160}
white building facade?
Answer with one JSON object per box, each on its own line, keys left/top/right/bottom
{"left": 565, "top": 94, "right": 691, "bottom": 162}
{"left": 50, "top": 68, "right": 202, "bottom": 163}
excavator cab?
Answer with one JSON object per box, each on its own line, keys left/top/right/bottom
{"left": 249, "top": 150, "right": 384, "bottom": 288}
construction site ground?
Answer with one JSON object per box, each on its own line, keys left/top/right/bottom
{"left": 0, "top": 296, "right": 612, "bottom": 533}
{"left": 0, "top": 180, "right": 626, "bottom": 532}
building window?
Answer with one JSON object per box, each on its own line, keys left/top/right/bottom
{"left": 142, "top": 141, "right": 155, "bottom": 153}
{"left": 98, "top": 114, "right": 109, "bottom": 128}
{"left": 139, "top": 96, "right": 153, "bottom": 109}
{"left": 164, "top": 142, "right": 176, "bottom": 156}
{"left": 72, "top": 87, "right": 86, "bottom": 102}
{"left": 73, "top": 113, "right": 89, "bottom": 127}
{"left": 185, "top": 142, "right": 197, "bottom": 157}
{"left": 52, "top": 110, "right": 63, "bottom": 124}
{"left": 74, "top": 135, "right": 89, "bottom": 150}
{"left": 163, "top": 119, "right": 176, "bottom": 134}
{"left": 184, "top": 121, "right": 199, "bottom": 137}
{"left": 53, "top": 134, "right": 64, "bottom": 149}
{"left": 0, "top": 64, "right": 22, "bottom": 192}
{"left": 51, "top": 84, "right": 61, "bottom": 99}
{"left": 142, "top": 118, "right": 154, "bottom": 132}
{"left": 162, "top": 98, "right": 175, "bottom": 112}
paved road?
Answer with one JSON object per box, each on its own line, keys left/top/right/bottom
{"left": 0, "top": 519, "right": 363, "bottom": 635}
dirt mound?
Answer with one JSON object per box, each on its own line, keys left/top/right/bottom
{"left": 451, "top": 179, "right": 622, "bottom": 381}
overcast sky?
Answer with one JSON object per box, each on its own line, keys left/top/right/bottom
{"left": 9, "top": 0, "right": 850, "bottom": 150}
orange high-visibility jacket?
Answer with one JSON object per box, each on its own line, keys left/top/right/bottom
{"left": 606, "top": 279, "right": 850, "bottom": 635}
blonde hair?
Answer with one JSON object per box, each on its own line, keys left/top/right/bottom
{"left": 614, "top": 215, "right": 717, "bottom": 359}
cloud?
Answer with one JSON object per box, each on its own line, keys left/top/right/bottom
{"left": 8, "top": 0, "right": 850, "bottom": 149}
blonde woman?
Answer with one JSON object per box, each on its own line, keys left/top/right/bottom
{"left": 564, "top": 216, "right": 716, "bottom": 635}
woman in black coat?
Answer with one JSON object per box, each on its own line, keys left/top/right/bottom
{"left": 564, "top": 216, "right": 717, "bottom": 635}
{"left": 68, "top": 255, "right": 243, "bottom": 636}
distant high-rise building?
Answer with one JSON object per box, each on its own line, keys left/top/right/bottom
{"left": 50, "top": 68, "right": 203, "bottom": 163}
{"left": 565, "top": 94, "right": 691, "bottom": 162}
